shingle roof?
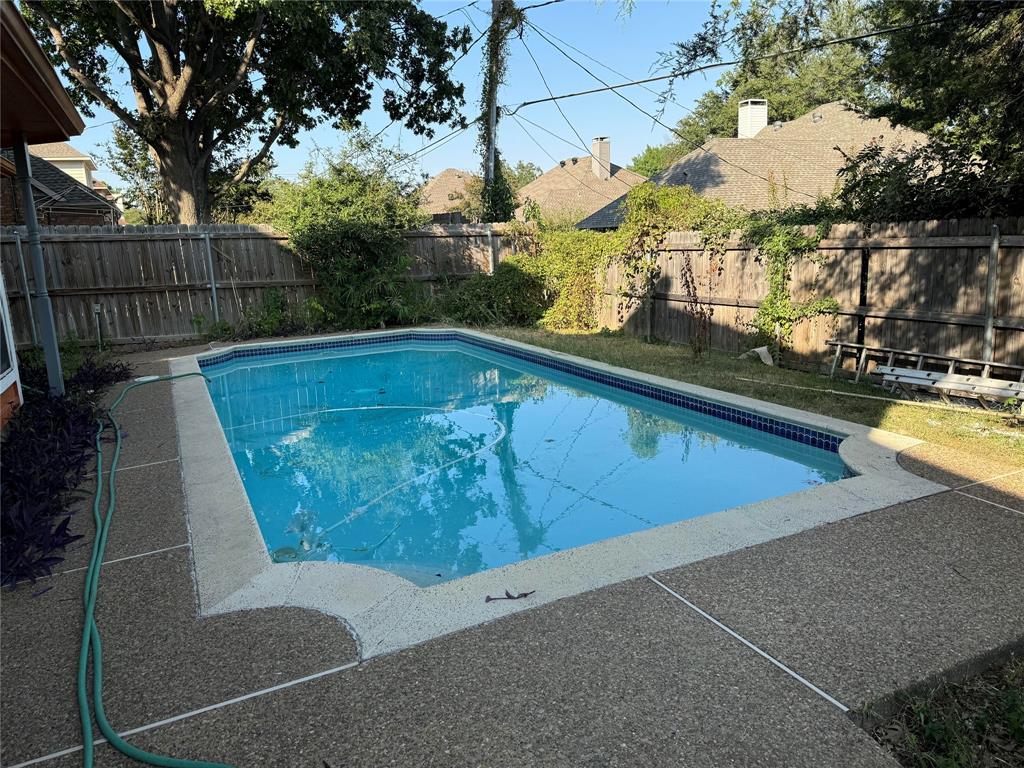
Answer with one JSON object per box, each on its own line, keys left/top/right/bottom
{"left": 29, "top": 141, "right": 96, "bottom": 167}
{"left": 516, "top": 156, "right": 645, "bottom": 224}
{"left": 577, "top": 102, "right": 929, "bottom": 230}
{"left": 418, "top": 168, "right": 479, "bottom": 215}
{"left": 1, "top": 147, "right": 119, "bottom": 213}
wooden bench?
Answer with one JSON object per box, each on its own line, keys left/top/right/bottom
{"left": 875, "top": 365, "right": 1023, "bottom": 411}
{"left": 825, "top": 340, "right": 1024, "bottom": 384}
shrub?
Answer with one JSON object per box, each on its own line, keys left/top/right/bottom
{"left": 436, "top": 262, "right": 547, "bottom": 326}
{"left": 291, "top": 220, "right": 415, "bottom": 329}
{"left": 517, "top": 227, "right": 622, "bottom": 331}
{"left": 2, "top": 351, "right": 133, "bottom": 587}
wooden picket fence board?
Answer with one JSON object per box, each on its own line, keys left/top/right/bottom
{"left": 1, "top": 222, "right": 515, "bottom": 346}
{"left": 598, "top": 217, "right": 1024, "bottom": 368}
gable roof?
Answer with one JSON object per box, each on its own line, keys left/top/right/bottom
{"left": 30, "top": 141, "right": 97, "bottom": 170}
{"left": 578, "top": 102, "right": 929, "bottom": 230}
{"left": 418, "top": 168, "right": 479, "bottom": 214}
{"left": 0, "top": 147, "right": 119, "bottom": 214}
{"left": 516, "top": 156, "right": 645, "bottom": 224}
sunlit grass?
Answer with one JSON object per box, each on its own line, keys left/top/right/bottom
{"left": 488, "top": 327, "right": 1023, "bottom": 466}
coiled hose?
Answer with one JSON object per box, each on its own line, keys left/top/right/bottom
{"left": 80, "top": 372, "right": 232, "bottom": 768}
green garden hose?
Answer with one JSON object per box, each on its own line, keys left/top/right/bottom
{"left": 79, "top": 372, "right": 233, "bottom": 768}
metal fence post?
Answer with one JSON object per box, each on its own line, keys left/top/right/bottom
{"left": 12, "top": 229, "right": 38, "bottom": 346}
{"left": 203, "top": 228, "right": 220, "bottom": 323}
{"left": 981, "top": 224, "right": 999, "bottom": 369}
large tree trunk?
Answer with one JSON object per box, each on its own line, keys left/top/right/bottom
{"left": 152, "top": 134, "right": 212, "bottom": 225}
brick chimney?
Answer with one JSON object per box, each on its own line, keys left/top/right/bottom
{"left": 591, "top": 136, "right": 611, "bottom": 180}
{"left": 737, "top": 99, "right": 768, "bottom": 138}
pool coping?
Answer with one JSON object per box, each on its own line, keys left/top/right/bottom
{"left": 170, "top": 328, "right": 945, "bottom": 659}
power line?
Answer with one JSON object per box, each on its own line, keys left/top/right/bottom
{"left": 504, "top": 17, "right": 948, "bottom": 116}
{"left": 522, "top": 20, "right": 819, "bottom": 201}
{"left": 518, "top": 35, "right": 635, "bottom": 193}
{"left": 509, "top": 113, "right": 623, "bottom": 204}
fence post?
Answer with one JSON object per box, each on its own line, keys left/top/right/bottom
{"left": 12, "top": 230, "right": 38, "bottom": 346}
{"left": 981, "top": 224, "right": 1000, "bottom": 369}
{"left": 203, "top": 228, "right": 220, "bottom": 323}
{"left": 487, "top": 225, "right": 499, "bottom": 274}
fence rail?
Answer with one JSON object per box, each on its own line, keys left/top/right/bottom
{"left": 597, "top": 217, "right": 1024, "bottom": 369}
{"left": 1, "top": 222, "right": 519, "bottom": 347}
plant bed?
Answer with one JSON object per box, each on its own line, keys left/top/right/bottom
{"left": 1, "top": 348, "right": 133, "bottom": 587}
{"left": 871, "top": 657, "right": 1024, "bottom": 768}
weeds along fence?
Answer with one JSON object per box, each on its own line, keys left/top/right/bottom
{"left": 598, "top": 217, "right": 1024, "bottom": 370}
{"left": 1, "top": 223, "right": 516, "bottom": 347}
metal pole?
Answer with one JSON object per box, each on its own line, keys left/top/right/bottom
{"left": 982, "top": 224, "right": 999, "bottom": 364}
{"left": 203, "top": 228, "right": 220, "bottom": 323}
{"left": 12, "top": 229, "right": 38, "bottom": 346}
{"left": 12, "top": 138, "right": 63, "bottom": 395}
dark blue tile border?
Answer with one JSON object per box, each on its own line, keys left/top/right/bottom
{"left": 198, "top": 331, "right": 845, "bottom": 453}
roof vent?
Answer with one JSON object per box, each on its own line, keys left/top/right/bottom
{"left": 812, "top": 111, "right": 824, "bottom": 123}
{"left": 772, "top": 120, "right": 782, "bottom": 132}
{"left": 571, "top": 157, "right": 578, "bottom": 165}
{"left": 559, "top": 160, "right": 566, "bottom": 167}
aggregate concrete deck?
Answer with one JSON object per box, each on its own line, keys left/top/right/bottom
{"left": 2, "top": 344, "right": 1021, "bottom": 768}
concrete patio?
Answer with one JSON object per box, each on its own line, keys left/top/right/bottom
{"left": 2, "top": 345, "right": 1021, "bottom": 768}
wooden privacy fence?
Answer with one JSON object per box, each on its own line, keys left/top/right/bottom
{"left": 598, "top": 217, "right": 1024, "bottom": 369}
{"left": 2, "top": 222, "right": 513, "bottom": 346}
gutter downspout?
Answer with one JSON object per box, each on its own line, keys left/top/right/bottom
{"left": 12, "top": 137, "right": 63, "bottom": 395}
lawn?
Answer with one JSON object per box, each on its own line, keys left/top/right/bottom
{"left": 489, "top": 327, "right": 1024, "bottom": 467}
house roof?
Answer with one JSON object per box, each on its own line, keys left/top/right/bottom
{"left": 516, "top": 156, "right": 645, "bottom": 224}
{"left": 30, "top": 141, "right": 97, "bottom": 169}
{"left": 577, "top": 102, "right": 929, "bottom": 230}
{"left": 0, "top": 3, "right": 84, "bottom": 145}
{"left": 0, "top": 147, "right": 120, "bottom": 214}
{"left": 418, "top": 168, "right": 479, "bottom": 214}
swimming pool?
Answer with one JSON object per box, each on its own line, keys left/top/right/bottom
{"left": 201, "top": 331, "right": 849, "bottom": 585}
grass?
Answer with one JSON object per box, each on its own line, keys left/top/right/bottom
{"left": 871, "top": 658, "right": 1024, "bottom": 768}
{"left": 487, "top": 327, "right": 1024, "bottom": 466}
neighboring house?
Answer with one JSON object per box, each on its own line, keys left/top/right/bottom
{"left": 517, "top": 137, "right": 645, "bottom": 225}
{"left": 577, "top": 101, "right": 929, "bottom": 230}
{"left": 30, "top": 141, "right": 96, "bottom": 186}
{"left": 1, "top": 146, "right": 121, "bottom": 226}
{"left": 418, "top": 168, "right": 480, "bottom": 220}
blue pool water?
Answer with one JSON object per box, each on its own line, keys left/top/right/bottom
{"left": 203, "top": 337, "right": 848, "bottom": 585}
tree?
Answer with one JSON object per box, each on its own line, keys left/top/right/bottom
{"left": 101, "top": 124, "right": 166, "bottom": 224}
{"left": 504, "top": 160, "right": 542, "bottom": 191}
{"left": 24, "top": 1, "right": 471, "bottom": 224}
{"left": 632, "top": 0, "right": 870, "bottom": 175}
{"left": 855, "top": 0, "right": 1023, "bottom": 214}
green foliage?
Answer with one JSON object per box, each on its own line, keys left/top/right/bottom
{"left": 292, "top": 220, "right": 413, "bottom": 330}
{"left": 436, "top": 262, "right": 547, "bottom": 327}
{"left": 514, "top": 227, "right": 618, "bottom": 331}
{"left": 629, "top": 143, "right": 689, "bottom": 178}
{"left": 248, "top": 135, "right": 424, "bottom": 331}
{"left": 24, "top": 1, "right": 471, "bottom": 222}
{"left": 864, "top": 0, "right": 1023, "bottom": 207}
{"left": 101, "top": 124, "right": 167, "bottom": 225}
{"left": 616, "top": 184, "right": 745, "bottom": 356}
{"left": 635, "top": 0, "right": 870, "bottom": 175}
{"left": 744, "top": 214, "right": 839, "bottom": 352}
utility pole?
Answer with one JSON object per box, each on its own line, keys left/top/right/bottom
{"left": 483, "top": 0, "right": 500, "bottom": 191}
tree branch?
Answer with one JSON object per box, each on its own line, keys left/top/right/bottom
{"left": 200, "top": 9, "right": 266, "bottom": 115}
{"left": 231, "top": 114, "right": 286, "bottom": 184}
{"left": 113, "top": 0, "right": 177, "bottom": 84}
{"left": 28, "top": 3, "right": 143, "bottom": 133}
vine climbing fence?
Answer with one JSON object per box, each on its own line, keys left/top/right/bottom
{"left": 0, "top": 222, "right": 517, "bottom": 347}
{"left": 598, "top": 217, "right": 1024, "bottom": 370}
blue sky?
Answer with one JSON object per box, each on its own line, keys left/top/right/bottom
{"left": 72, "top": 0, "right": 719, "bottom": 187}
